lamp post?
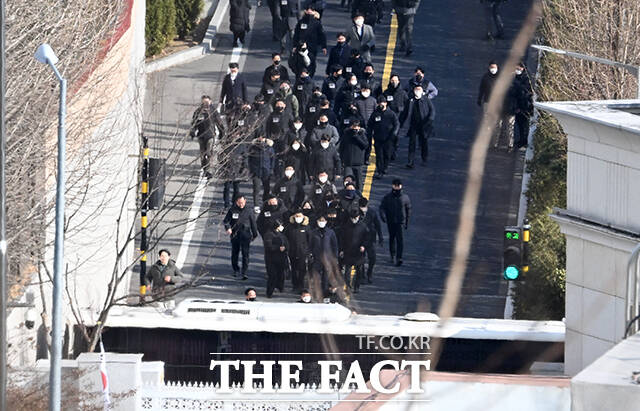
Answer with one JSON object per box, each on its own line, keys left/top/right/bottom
{"left": 34, "top": 43, "right": 66, "bottom": 411}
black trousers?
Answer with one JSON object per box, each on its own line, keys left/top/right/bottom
{"left": 343, "top": 264, "right": 364, "bottom": 290}
{"left": 365, "top": 243, "right": 376, "bottom": 278}
{"left": 344, "top": 166, "right": 363, "bottom": 191}
{"left": 310, "top": 262, "right": 330, "bottom": 298}
{"left": 231, "top": 237, "right": 250, "bottom": 274}
{"left": 265, "top": 259, "right": 286, "bottom": 297}
{"left": 290, "top": 256, "right": 307, "bottom": 290}
{"left": 223, "top": 181, "right": 240, "bottom": 208}
{"left": 375, "top": 139, "right": 393, "bottom": 173}
{"left": 232, "top": 31, "right": 246, "bottom": 46}
{"left": 515, "top": 113, "right": 530, "bottom": 148}
{"left": 387, "top": 223, "right": 404, "bottom": 260}
{"left": 396, "top": 13, "right": 415, "bottom": 51}
{"left": 408, "top": 126, "right": 429, "bottom": 164}
{"left": 484, "top": 1, "right": 504, "bottom": 37}
{"left": 252, "top": 175, "right": 271, "bottom": 206}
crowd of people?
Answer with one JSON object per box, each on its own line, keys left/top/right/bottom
{"left": 182, "top": 0, "right": 533, "bottom": 303}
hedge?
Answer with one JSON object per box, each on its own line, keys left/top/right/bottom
{"left": 146, "top": 0, "right": 203, "bottom": 57}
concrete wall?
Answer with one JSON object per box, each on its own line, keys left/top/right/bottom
{"left": 6, "top": 0, "right": 146, "bottom": 366}
{"left": 536, "top": 100, "right": 640, "bottom": 376}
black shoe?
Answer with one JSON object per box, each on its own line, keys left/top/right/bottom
{"left": 396, "top": 259, "right": 403, "bottom": 267}
{"left": 390, "top": 153, "right": 396, "bottom": 161}
{"left": 406, "top": 49, "right": 413, "bottom": 56}
{"left": 242, "top": 274, "right": 248, "bottom": 280}
{"left": 233, "top": 270, "right": 239, "bottom": 277}
{"left": 406, "top": 162, "right": 414, "bottom": 169}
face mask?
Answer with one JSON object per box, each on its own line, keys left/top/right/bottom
{"left": 247, "top": 297, "right": 256, "bottom": 301}
{"left": 414, "top": 91, "right": 423, "bottom": 99}
{"left": 317, "top": 220, "right": 327, "bottom": 228}
{"left": 415, "top": 74, "right": 423, "bottom": 81}
{"left": 302, "top": 295, "right": 312, "bottom": 303}
{"left": 320, "top": 142, "right": 330, "bottom": 149}
{"left": 319, "top": 175, "right": 328, "bottom": 183}
{"left": 350, "top": 80, "right": 358, "bottom": 86}
{"left": 319, "top": 121, "right": 328, "bottom": 128}
{"left": 299, "top": 47, "right": 307, "bottom": 53}
{"left": 268, "top": 203, "right": 277, "bottom": 210}
{"left": 295, "top": 216, "right": 304, "bottom": 224}
{"left": 351, "top": 217, "right": 359, "bottom": 223}
{"left": 515, "top": 69, "right": 523, "bottom": 75}
{"left": 391, "top": 80, "right": 399, "bottom": 87}
{"left": 360, "top": 207, "right": 367, "bottom": 213}
{"left": 378, "top": 104, "right": 385, "bottom": 110}
{"left": 294, "top": 123, "right": 303, "bottom": 130}
{"left": 392, "top": 188, "right": 401, "bottom": 194}
{"left": 285, "top": 169, "right": 294, "bottom": 178}
{"left": 276, "top": 225, "right": 284, "bottom": 232}
{"left": 274, "top": 60, "right": 280, "bottom": 66}
{"left": 364, "top": 72, "right": 373, "bottom": 78}
{"left": 337, "top": 41, "right": 345, "bottom": 46}
{"left": 355, "top": 19, "right": 364, "bottom": 26}
{"left": 489, "top": 67, "right": 498, "bottom": 75}
{"left": 361, "top": 91, "right": 370, "bottom": 98}
{"left": 292, "top": 142, "right": 301, "bottom": 150}
{"left": 275, "top": 106, "right": 284, "bottom": 112}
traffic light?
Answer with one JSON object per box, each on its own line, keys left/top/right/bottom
{"left": 503, "top": 226, "right": 523, "bottom": 280}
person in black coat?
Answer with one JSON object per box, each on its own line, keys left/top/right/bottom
{"left": 223, "top": 195, "right": 259, "bottom": 279}
{"left": 513, "top": 62, "right": 533, "bottom": 149}
{"left": 145, "top": 249, "right": 184, "bottom": 297}
{"left": 293, "top": 70, "right": 315, "bottom": 115}
{"left": 309, "top": 170, "right": 338, "bottom": 209}
{"left": 399, "top": 84, "right": 435, "bottom": 168}
{"left": 382, "top": 74, "right": 408, "bottom": 159}
{"left": 334, "top": 74, "right": 361, "bottom": 119}
{"left": 281, "top": 124, "right": 309, "bottom": 182}
{"left": 339, "top": 209, "right": 368, "bottom": 292}
{"left": 351, "top": 0, "right": 383, "bottom": 28}
{"left": 368, "top": 96, "right": 400, "bottom": 177}
{"left": 218, "top": 106, "right": 250, "bottom": 207}
{"left": 339, "top": 120, "right": 368, "bottom": 190}
{"left": 359, "top": 197, "right": 383, "bottom": 282}
{"left": 285, "top": 210, "right": 312, "bottom": 291}
{"left": 293, "top": 6, "right": 328, "bottom": 70}
{"left": 273, "top": 164, "right": 305, "bottom": 210}
{"left": 273, "top": 0, "right": 299, "bottom": 54}
{"left": 248, "top": 136, "right": 276, "bottom": 209}
{"left": 229, "top": 0, "right": 251, "bottom": 47}
{"left": 257, "top": 195, "right": 289, "bottom": 237}
{"left": 260, "top": 70, "right": 283, "bottom": 106}
{"left": 360, "top": 64, "right": 382, "bottom": 97}
{"left": 309, "top": 214, "right": 340, "bottom": 299}
{"left": 288, "top": 41, "right": 315, "bottom": 79}
{"left": 265, "top": 99, "right": 292, "bottom": 156}
{"left": 263, "top": 220, "right": 290, "bottom": 297}
{"left": 326, "top": 33, "right": 352, "bottom": 76}
{"left": 379, "top": 178, "right": 411, "bottom": 266}
{"left": 263, "top": 53, "right": 290, "bottom": 84}
{"left": 220, "top": 63, "right": 248, "bottom": 112}
{"left": 300, "top": 199, "right": 317, "bottom": 226}
{"left": 477, "top": 60, "right": 498, "bottom": 107}
{"left": 190, "top": 95, "right": 226, "bottom": 177}
{"left": 322, "top": 65, "right": 346, "bottom": 107}
{"left": 343, "top": 49, "right": 366, "bottom": 80}
{"left": 309, "top": 135, "right": 342, "bottom": 181}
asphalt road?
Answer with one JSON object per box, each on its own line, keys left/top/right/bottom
{"left": 140, "top": 0, "right": 533, "bottom": 317}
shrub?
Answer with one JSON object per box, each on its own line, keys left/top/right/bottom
{"left": 175, "top": 0, "right": 204, "bottom": 39}
{"left": 145, "top": 0, "right": 177, "bottom": 57}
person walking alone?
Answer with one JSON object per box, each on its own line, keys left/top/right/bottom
{"left": 379, "top": 179, "right": 411, "bottom": 266}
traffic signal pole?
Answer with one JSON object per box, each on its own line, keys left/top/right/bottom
{"left": 139, "top": 136, "right": 149, "bottom": 302}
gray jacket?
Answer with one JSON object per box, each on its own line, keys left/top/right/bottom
{"left": 346, "top": 24, "right": 376, "bottom": 63}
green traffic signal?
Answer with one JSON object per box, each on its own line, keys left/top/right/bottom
{"left": 504, "top": 265, "right": 520, "bottom": 280}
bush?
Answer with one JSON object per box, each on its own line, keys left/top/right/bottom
{"left": 145, "top": 0, "right": 177, "bottom": 57}
{"left": 513, "top": 113, "right": 567, "bottom": 320}
{"left": 175, "top": 0, "right": 204, "bottom": 39}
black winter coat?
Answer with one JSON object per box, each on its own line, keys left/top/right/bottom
{"left": 382, "top": 84, "right": 409, "bottom": 114}
{"left": 257, "top": 199, "right": 289, "bottom": 236}
{"left": 339, "top": 220, "right": 368, "bottom": 265}
{"left": 309, "top": 145, "right": 342, "bottom": 178}
{"left": 340, "top": 128, "right": 369, "bottom": 166}
{"left": 309, "top": 181, "right": 338, "bottom": 209}
{"left": 293, "top": 14, "right": 327, "bottom": 55}
{"left": 294, "top": 77, "right": 315, "bottom": 115}
{"left": 146, "top": 259, "right": 184, "bottom": 289}
{"left": 379, "top": 189, "right": 412, "bottom": 226}
{"left": 286, "top": 215, "right": 312, "bottom": 260}
{"left": 309, "top": 227, "right": 339, "bottom": 267}
{"left": 362, "top": 208, "right": 383, "bottom": 244}
{"left": 326, "top": 43, "right": 352, "bottom": 75}
{"left": 399, "top": 97, "right": 435, "bottom": 131}
{"left": 322, "top": 75, "right": 346, "bottom": 105}
{"left": 273, "top": 175, "right": 305, "bottom": 210}
{"left": 220, "top": 73, "right": 249, "bottom": 109}
{"left": 354, "top": 95, "right": 377, "bottom": 124}
{"left": 263, "top": 230, "right": 290, "bottom": 266}
{"left": 248, "top": 138, "right": 275, "bottom": 178}
{"left": 229, "top": 0, "right": 251, "bottom": 35}
{"left": 366, "top": 107, "right": 399, "bottom": 143}
{"left": 477, "top": 71, "right": 497, "bottom": 105}
{"left": 223, "top": 204, "right": 258, "bottom": 241}
{"left": 190, "top": 104, "right": 226, "bottom": 140}
{"left": 262, "top": 63, "right": 290, "bottom": 84}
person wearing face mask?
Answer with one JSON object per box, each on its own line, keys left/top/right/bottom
{"left": 220, "top": 63, "right": 248, "bottom": 112}
{"left": 248, "top": 135, "right": 275, "bottom": 209}
{"left": 327, "top": 34, "right": 352, "bottom": 76}
{"left": 263, "top": 52, "right": 290, "bottom": 84}
{"left": 273, "top": 0, "right": 299, "bottom": 55}
{"left": 273, "top": 164, "right": 305, "bottom": 210}
{"left": 223, "top": 195, "right": 259, "bottom": 279}
{"left": 338, "top": 209, "right": 368, "bottom": 292}
{"left": 354, "top": 85, "right": 377, "bottom": 162}
{"left": 308, "top": 114, "right": 340, "bottom": 148}
{"left": 368, "top": 96, "right": 400, "bottom": 178}
{"left": 379, "top": 179, "right": 411, "bottom": 266}
{"left": 310, "top": 134, "right": 342, "bottom": 181}
{"left": 285, "top": 210, "right": 312, "bottom": 292}
{"left": 399, "top": 84, "right": 435, "bottom": 168}
{"left": 338, "top": 103, "right": 364, "bottom": 139}
{"left": 340, "top": 120, "right": 369, "bottom": 190}
{"left": 304, "top": 89, "right": 327, "bottom": 126}
{"left": 477, "top": 61, "right": 499, "bottom": 107}
{"left": 294, "top": 70, "right": 315, "bottom": 114}
{"left": 351, "top": 0, "right": 383, "bottom": 28}
{"left": 346, "top": 13, "right": 376, "bottom": 63}
{"left": 315, "top": 99, "right": 339, "bottom": 130}
{"left": 260, "top": 70, "right": 283, "bottom": 106}
{"left": 382, "top": 74, "right": 409, "bottom": 161}
{"left": 298, "top": 289, "right": 313, "bottom": 303}
{"left": 337, "top": 179, "right": 361, "bottom": 224}
{"left": 263, "top": 220, "right": 290, "bottom": 297}
{"left": 219, "top": 109, "right": 248, "bottom": 208}
{"left": 285, "top": 117, "right": 307, "bottom": 146}
{"left": 360, "top": 64, "right": 382, "bottom": 97}
{"left": 309, "top": 170, "right": 338, "bottom": 209}
{"left": 190, "top": 95, "right": 226, "bottom": 178}
{"left": 274, "top": 81, "right": 300, "bottom": 120}
{"left": 343, "top": 49, "right": 366, "bottom": 80}
{"left": 392, "top": 0, "right": 420, "bottom": 56}
{"left": 309, "top": 214, "right": 339, "bottom": 299}
{"left": 281, "top": 135, "right": 308, "bottom": 183}
{"left": 229, "top": 0, "right": 251, "bottom": 47}
{"left": 257, "top": 194, "right": 289, "bottom": 237}
{"left": 513, "top": 62, "right": 533, "bottom": 149}
{"left": 334, "top": 73, "right": 361, "bottom": 119}
{"left": 323, "top": 65, "right": 346, "bottom": 107}
{"left": 300, "top": 200, "right": 317, "bottom": 225}
{"left": 405, "top": 66, "right": 438, "bottom": 99}
{"left": 266, "top": 99, "right": 292, "bottom": 161}
{"left": 359, "top": 197, "right": 383, "bottom": 283}
{"left": 244, "top": 287, "right": 257, "bottom": 301}
{"left": 292, "top": 6, "right": 328, "bottom": 76}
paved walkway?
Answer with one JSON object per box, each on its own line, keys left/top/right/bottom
{"left": 140, "top": 0, "right": 533, "bottom": 317}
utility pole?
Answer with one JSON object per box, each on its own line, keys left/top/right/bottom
{"left": 139, "top": 135, "right": 149, "bottom": 302}
{"left": 0, "top": 0, "right": 8, "bottom": 409}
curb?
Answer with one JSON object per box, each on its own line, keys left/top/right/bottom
{"left": 145, "top": 0, "right": 230, "bottom": 74}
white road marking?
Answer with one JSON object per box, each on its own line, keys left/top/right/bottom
{"left": 175, "top": 170, "right": 208, "bottom": 269}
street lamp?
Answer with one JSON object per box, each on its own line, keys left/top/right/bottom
{"left": 34, "top": 43, "right": 66, "bottom": 411}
